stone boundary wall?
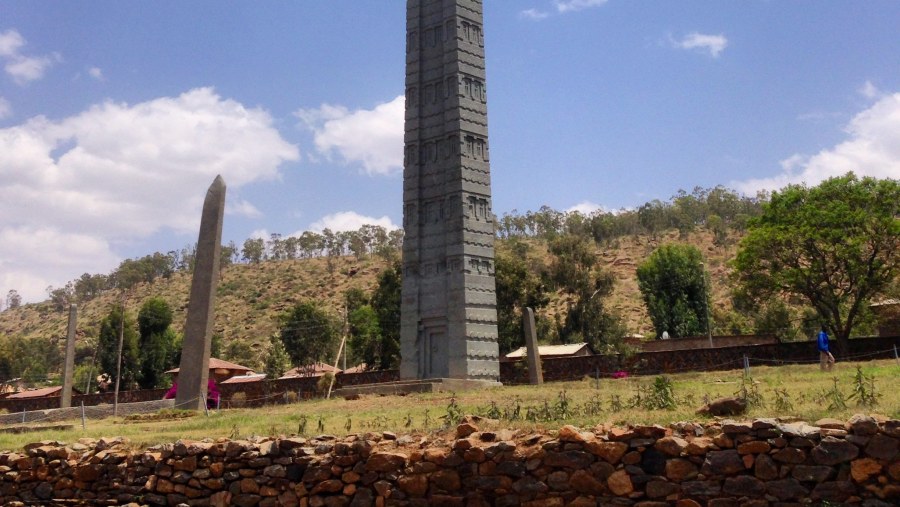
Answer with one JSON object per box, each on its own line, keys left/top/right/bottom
{"left": 1, "top": 415, "right": 897, "bottom": 506}
{"left": 1, "top": 337, "right": 896, "bottom": 414}
{"left": 501, "top": 336, "right": 900, "bottom": 384}
{"left": 0, "top": 371, "right": 401, "bottom": 415}
{"left": 638, "top": 335, "right": 778, "bottom": 353}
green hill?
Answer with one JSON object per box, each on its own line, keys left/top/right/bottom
{"left": 0, "top": 228, "right": 742, "bottom": 369}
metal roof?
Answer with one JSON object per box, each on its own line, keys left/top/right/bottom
{"left": 166, "top": 357, "right": 254, "bottom": 374}
{"left": 7, "top": 386, "right": 62, "bottom": 399}
{"left": 504, "top": 343, "right": 591, "bottom": 359}
{"left": 220, "top": 373, "right": 267, "bottom": 384}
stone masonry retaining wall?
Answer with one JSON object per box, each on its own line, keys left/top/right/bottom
{"left": 1, "top": 414, "right": 897, "bottom": 506}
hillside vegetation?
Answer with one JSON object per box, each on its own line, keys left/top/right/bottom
{"left": 4, "top": 177, "right": 897, "bottom": 384}
{"left": 0, "top": 228, "right": 736, "bottom": 366}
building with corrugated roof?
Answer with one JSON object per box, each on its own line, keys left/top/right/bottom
{"left": 279, "top": 362, "right": 341, "bottom": 379}
{"left": 165, "top": 357, "right": 254, "bottom": 382}
{"left": 502, "top": 343, "right": 593, "bottom": 362}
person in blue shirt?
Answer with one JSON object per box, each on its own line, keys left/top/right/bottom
{"left": 817, "top": 326, "right": 834, "bottom": 371}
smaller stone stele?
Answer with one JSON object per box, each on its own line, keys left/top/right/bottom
{"left": 175, "top": 176, "right": 226, "bottom": 411}
{"left": 61, "top": 304, "right": 77, "bottom": 409}
{"left": 523, "top": 307, "right": 543, "bottom": 385}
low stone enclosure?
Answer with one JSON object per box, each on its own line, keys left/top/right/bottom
{"left": 2, "top": 336, "right": 897, "bottom": 416}
{"left": 1, "top": 414, "right": 898, "bottom": 506}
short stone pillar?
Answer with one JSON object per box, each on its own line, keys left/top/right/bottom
{"left": 61, "top": 304, "right": 77, "bottom": 408}
{"left": 523, "top": 307, "right": 543, "bottom": 385}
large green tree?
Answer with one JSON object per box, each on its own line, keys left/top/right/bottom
{"left": 637, "top": 243, "right": 709, "bottom": 338}
{"left": 0, "top": 334, "right": 62, "bottom": 384}
{"left": 369, "top": 264, "right": 401, "bottom": 369}
{"left": 278, "top": 300, "right": 339, "bottom": 368}
{"left": 547, "top": 234, "right": 624, "bottom": 350}
{"left": 495, "top": 240, "right": 547, "bottom": 354}
{"left": 733, "top": 174, "right": 900, "bottom": 349}
{"left": 136, "top": 297, "right": 178, "bottom": 389}
{"left": 98, "top": 305, "right": 140, "bottom": 389}
{"left": 264, "top": 334, "right": 291, "bottom": 379}
{"left": 347, "top": 305, "right": 383, "bottom": 369}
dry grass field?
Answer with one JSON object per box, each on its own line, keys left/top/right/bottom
{"left": 1, "top": 359, "right": 896, "bottom": 452}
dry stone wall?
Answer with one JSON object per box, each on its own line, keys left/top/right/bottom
{"left": 1, "top": 414, "right": 898, "bottom": 506}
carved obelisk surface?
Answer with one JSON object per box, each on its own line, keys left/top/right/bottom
{"left": 400, "top": 0, "right": 499, "bottom": 380}
{"left": 61, "top": 304, "right": 77, "bottom": 408}
{"left": 175, "top": 176, "right": 226, "bottom": 410}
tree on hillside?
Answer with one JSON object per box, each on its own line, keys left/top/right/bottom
{"left": 732, "top": 173, "right": 900, "bottom": 350}
{"left": 279, "top": 300, "right": 339, "bottom": 369}
{"left": 548, "top": 234, "right": 625, "bottom": 350}
{"left": 137, "top": 297, "right": 178, "bottom": 389}
{"left": 369, "top": 264, "right": 401, "bottom": 369}
{"left": 347, "top": 305, "right": 382, "bottom": 369}
{"left": 637, "top": 244, "right": 709, "bottom": 338}
{"left": 242, "top": 238, "right": 266, "bottom": 264}
{"left": 73, "top": 273, "right": 109, "bottom": 301}
{"left": 98, "top": 306, "right": 140, "bottom": 390}
{"left": 221, "top": 240, "right": 239, "bottom": 268}
{"left": 0, "top": 334, "right": 63, "bottom": 384}
{"left": 224, "top": 340, "right": 260, "bottom": 371}
{"left": 344, "top": 287, "right": 369, "bottom": 315}
{"left": 495, "top": 241, "right": 548, "bottom": 354}
{"left": 112, "top": 253, "right": 174, "bottom": 289}
{"left": 47, "top": 283, "right": 75, "bottom": 310}
{"left": 638, "top": 200, "right": 672, "bottom": 240}
{"left": 6, "top": 289, "right": 22, "bottom": 310}
{"left": 264, "top": 334, "right": 291, "bottom": 379}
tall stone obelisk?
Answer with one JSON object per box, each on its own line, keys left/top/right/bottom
{"left": 400, "top": 0, "right": 500, "bottom": 380}
{"left": 175, "top": 175, "right": 226, "bottom": 410}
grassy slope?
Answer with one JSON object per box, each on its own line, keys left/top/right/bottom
{"left": 0, "top": 228, "right": 740, "bottom": 355}
{"left": 0, "top": 255, "right": 392, "bottom": 355}
{"left": 0, "top": 359, "right": 896, "bottom": 451}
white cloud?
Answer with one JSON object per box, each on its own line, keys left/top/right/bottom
{"left": 565, "top": 201, "right": 605, "bottom": 215}
{"left": 796, "top": 110, "right": 842, "bottom": 122}
{"left": 307, "top": 211, "right": 398, "bottom": 233}
{"left": 859, "top": 80, "right": 881, "bottom": 100}
{"left": 296, "top": 95, "right": 404, "bottom": 176}
{"left": 226, "top": 198, "right": 263, "bottom": 219}
{"left": 734, "top": 92, "right": 900, "bottom": 194}
{"left": 672, "top": 32, "right": 728, "bottom": 58}
{"left": 0, "top": 29, "right": 60, "bottom": 85}
{"left": 521, "top": 0, "right": 605, "bottom": 20}
{"left": 0, "top": 227, "right": 120, "bottom": 303}
{"left": 555, "top": 0, "right": 607, "bottom": 13}
{"left": 88, "top": 67, "right": 104, "bottom": 81}
{"left": 0, "top": 96, "right": 10, "bottom": 120}
{"left": 520, "top": 9, "right": 550, "bottom": 20}
{"left": 0, "top": 87, "right": 299, "bottom": 302}
{"left": 6, "top": 53, "right": 60, "bottom": 84}
{"left": 248, "top": 229, "right": 270, "bottom": 240}
{"left": 0, "top": 30, "right": 25, "bottom": 57}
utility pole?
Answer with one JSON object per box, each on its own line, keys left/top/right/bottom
{"left": 701, "top": 262, "right": 712, "bottom": 348}
{"left": 342, "top": 306, "right": 348, "bottom": 371}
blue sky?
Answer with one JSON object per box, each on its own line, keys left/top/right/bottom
{"left": 2, "top": 1, "right": 900, "bottom": 303}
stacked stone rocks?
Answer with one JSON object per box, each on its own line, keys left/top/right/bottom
{"left": 0, "top": 414, "right": 897, "bottom": 506}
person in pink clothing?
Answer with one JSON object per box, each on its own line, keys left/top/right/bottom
{"left": 163, "top": 378, "right": 220, "bottom": 409}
